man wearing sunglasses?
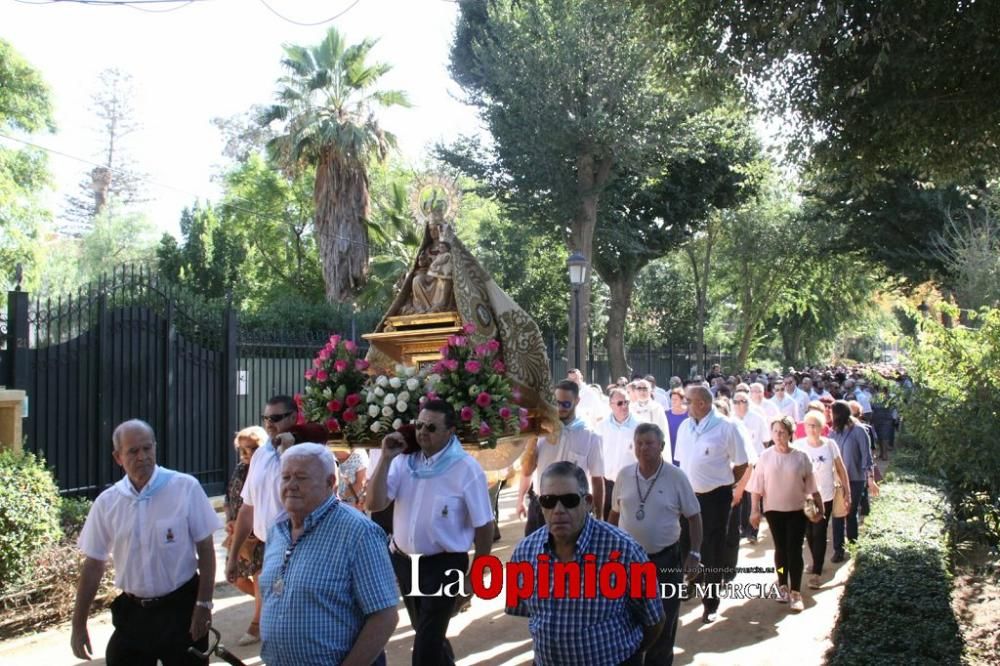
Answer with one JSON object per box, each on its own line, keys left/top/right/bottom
{"left": 225, "top": 395, "right": 300, "bottom": 626}
{"left": 508, "top": 461, "right": 665, "bottom": 666}
{"left": 595, "top": 388, "right": 640, "bottom": 519}
{"left": 769, "top": 381, "right": 800, "bottom": 422}
{"left": 366, "top": 399, "right": 493, "bottom": 666}
{"left": 517, "top": 380, "right": 605, "bottom": 536}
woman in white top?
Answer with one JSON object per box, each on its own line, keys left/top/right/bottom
{"left": 793, "top": 411, "right": 851, "bottom": 589}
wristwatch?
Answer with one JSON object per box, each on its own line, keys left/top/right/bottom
{"left": 689, "top": 550, "right": 701, "bottom": 560}
{"left": 195, "top": 600, "right": 214, "bottom": 610}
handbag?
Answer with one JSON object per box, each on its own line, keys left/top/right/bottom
{"left": 832, "top": 483, "right": 850, "bottom": 518}
{"left": 803, "top": 497, "right": 824, "bottom": 523}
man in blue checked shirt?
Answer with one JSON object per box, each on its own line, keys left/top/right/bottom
{"left": 259, "top": 444, "right": 399, "bottom": 666}
{"left": 507, "top": 461, "right": 665, "bottom": 666}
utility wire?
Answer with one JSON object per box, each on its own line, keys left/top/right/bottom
{"left": 255, "top": 0, "right": 360, "bottom": 27}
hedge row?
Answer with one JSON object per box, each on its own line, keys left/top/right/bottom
{"left": 827, "top": 451, "right": 964, "bottom": 665}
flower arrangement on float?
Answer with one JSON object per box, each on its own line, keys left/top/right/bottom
{"left": 362, "top": 364, "right": 429, "bottom": 437}
{"left": 426, "top": 322, "right": 528, "bottom": 447}
{"left": 301, "top": 334, "right": 369, "bottom": 440}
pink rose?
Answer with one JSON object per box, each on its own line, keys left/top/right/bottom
{"left": 519, "top": 407, "right": 529, "bottom": 418}
{"left": 326, "top": 418, "right": 341, "bottom": 433}
{"left": 460, "top": 406, "right": 474, "bottom": 422}
{"left": 355, "top": 358, "right": 370, "bottom": 371}
{"left": 519, "top": 418, "right": 530, "bottom": 431}
{"left": 492, "top": 360, "right": 506, "bottom": 373}
{"left": 486, "top": 339, "right": 501, "bottom": 352}
{"left": 344, "top": 340, "right": 357, "bottom": 353}
{"left": 444, "top": 359, "right": 460, "bottom": 372}
{"left": 476, "top": 391, "right": 492, "bottom": 408}
{"left": 345, "top": 393, "right": 361, "bottom": 407}
{"left": 474, "top": 344, "right": 489, "bottom": 357}
{"left": 499, "top": 406, "right": 512, "bottom": 419}
{"left": 512, "top": 387, "right": 523, "bottom": 403}
{"left": 426, "top": 391, "right": 438, "bottom": 401}
{"left": 334, "top": 359, "right": 348, "bottom": 373}
{"left": 313, "top": 358, "right": 323, "bottom": 368}
{"left": 463, "top": 322, "right": 477, "bottom": 334}
{"left": 329, "top": 334, "right": 341, "bottom": 347}
{"left": 316, "top": 369, "right": 329, "bottom": 382}
{"left": 447, "top": 335, "right": 466, "bottom": 347}
{"left": 319, "top": 348, "right": 331, "bottom": 361}
{"left": 327, "top": 399, "right": 342, "bottom": 413}
{"left": 439, "top": 345, "right": 451, "bottom": 356}
{"left": 342, "top": 409, "right": 358, "bottom": 423}
{"left": 304, "top": 369, "right": 316, "bottom": 380}
{"left": 479, "top": 422, "right": 491, "bottom": 436}
{"left": 465, "top": 360, "right": 482, "bottom": 374}
{"left": 432, "top": 361, "right": 446, "bottom": 374}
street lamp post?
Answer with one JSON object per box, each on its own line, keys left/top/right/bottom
{"left": 567, "top": 251, "right": 588, "bottom": 373}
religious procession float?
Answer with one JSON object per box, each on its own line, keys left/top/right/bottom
{"left": 297, "top": 177, "right": 557, "bottom": 471}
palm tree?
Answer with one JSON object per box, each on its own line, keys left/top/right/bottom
{"left": 260, "top": 28, "right": 410, "bottom": 303}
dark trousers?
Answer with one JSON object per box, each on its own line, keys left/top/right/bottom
{"left": 391, "top": 550, "right": 469, "bottom": 666}
{"left": 106, "top": 575, "right": 207, "bottom": 666}
{"left": 604, "top": 478, "right": 615, "bottom": 520}
{"left": 644, "top": 543, "right": 683, "bottom": 666}
{"left": 805, "top": 500, "right": 833, "bottom": 575}
{"left": 832, "top": 480, "right": 865, "bottom": 555}
{"left": 525, "top": 490, "right": 546, "bottom": 537}
{"left": 766, "top": 510, "right": 808, "bottom": 592}
{"left": 739, "top": 490, "right": 758, "bottom": 539}
{"left": 371, "top": 500, "right": 394, "bottom": 535}
{"left": 683, "top": 484, "right": 731, "bottom": 614}
{"left": 723, "top": 497, "right": 740, "bottom": 582}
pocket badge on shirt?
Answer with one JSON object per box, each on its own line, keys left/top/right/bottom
{"left": 165, "top": 528, "right": 175, "bottom": 543}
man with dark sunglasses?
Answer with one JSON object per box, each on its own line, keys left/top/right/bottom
{"left": 366, "top": 399, "right": 493, "bottom": 666}
{"left": 508, "top": 461, "right": 665, "bottom": 665}
{"left": 596, "top": 388, "right": 640, "bottom": 519}
{"left": 517, "top": 380, "right": 605, "bottom": 536}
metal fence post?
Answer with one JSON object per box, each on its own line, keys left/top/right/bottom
{"left": 223, "top": 295, "right": 238, "bottom": 478}
{"left": 7, "top": 289, "right": 29, "bottom": 390}
{"left": 162, "top": 298, "right": 176, "bottom": 468}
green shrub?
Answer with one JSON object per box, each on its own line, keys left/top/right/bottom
{"left": 59, "top": 497, "right": 92, "bottom": 540}
{"left": 827, "top": 453, "right": 963, "bottom": 665}
{"left": 0, "top": 450, "right": 63, "bottom": 592}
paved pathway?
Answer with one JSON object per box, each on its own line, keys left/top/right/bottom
{"left": 0, "top": 487, "right": 852, "bottom": 665}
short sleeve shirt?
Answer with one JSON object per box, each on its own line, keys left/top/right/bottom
{"left": 613, "top": 462, "right": 700, "bottom": 553}
{"left": 534, "top": 422, "right": 605, "bottom": 491}
{"left": 792, "top": 438, "right": 842, "bottom": 502}
{"left": 78, "top": 466, "right": 221, "bottom": 598}
{"left": 240, "top": 441, "right": 285, "bottom": 541}
{"left": 747, "top": 447, "right": 818, "bottom": 513}
{"left": 674, "top": 411, "right": 748, "bottom": 494}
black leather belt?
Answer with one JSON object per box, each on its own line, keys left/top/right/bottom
{"left": 650, "top": 541, "right": 680, "bottom": 558}
{"left": 123, "top": 575, "right": 196, "bottom": 608}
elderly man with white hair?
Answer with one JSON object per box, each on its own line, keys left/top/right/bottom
{"left": 260, "top": 443, "right": 399, "bottom": 666}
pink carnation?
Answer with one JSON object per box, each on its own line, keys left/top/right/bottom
{"left": 345, "top": 393, "right": 361, "bottom": 407}
{"left": 334, "top": 359, "right": 348, "bottom": 373}
{"left": 327, "top": 399, "right": 342, "bottom": 413}
{"left": 492, "top": 360, "right": 506, "bottom": 373}
{"left": 304, "top": 369, "right": 316, "bottom": 380}
{"left": 460, "top": 406, "right": 474, "bottom": 422}
{"left": 342, "top": 409, "right": 358, "bottom": 423}
{"left": 463, "top": 322, "right": 477, "bottom": 334}
{"left": 344, "top": 340, "right": 357, "bottom": 353}
{"left": 499, "top": 406, "right": 512, "bottom": 419}
{"left": 443, "top": 359, "right": 460, "bottom": 372}
{"left": 355, "top": 358, "right": 370, "bottom": 371}
{"left": 479, "top": 422, "right": 491, "bottom": 436}
{"left": 465, "top": 360, "right": 482, "bottom": 374}
{"left": 316, "top": 369, "right": 329, "bottom": 382}
{"left": 486, "top": 339, "right": 501, "bottom": 352}
{"left": 476, "top": 391, "right": 492, "bottom": 408}
{"left": 325, "top": 418, "right": 341, "bottom": 433}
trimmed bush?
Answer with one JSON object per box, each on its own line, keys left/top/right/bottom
{"left": 0, "top": 450, "right": 62, "bottom": 592}
{"left": 828, "top": 450, "right": 963, "bottom": 665}
{"left": 59, "top": 497, "right": 92, "bottom": 540}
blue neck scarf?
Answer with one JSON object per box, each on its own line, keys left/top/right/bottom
{"left": 563, "top": 417, "right": 587, "bottom": 432}
{"left": 407, "top": 435, "right": 466, "bottom": 479}
{"left": 690, "top": 410, "right": 722, "bottom": 437}
{"left": 115, "top": 465, "right": 177, "bottom": 503}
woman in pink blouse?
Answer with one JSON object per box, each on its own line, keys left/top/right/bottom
{"left": 749, "top": 416, "right": 823, "bottom": 612}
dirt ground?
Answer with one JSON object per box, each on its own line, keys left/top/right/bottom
{"left": 0, "top": 487, "right": 854, "bottom": 666}
{"left": 952, "top": 544, "right": 1000, "bottom": 666}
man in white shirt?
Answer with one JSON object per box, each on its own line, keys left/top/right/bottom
{"left": 71, "top": 420, "right": 220, "bottom": 664}
{"left": 518, "top": 380, "right": 605, "bottom": 535}
{"left": 646, "top": 374, "right": 671, "bottom": 411}
{"left": 784, "top": 375, "right": 811, "bottom": 420}
{"left": 367, "top": 400, "right": 493, "bottom": 666}
{"left": 769, "top": 381, "right": 800, "bottom": 422}
{"left": 732, "top": 391, "right": 768, "bottom": 544}
{"left": 749, "top": 382, "right": 780, "bottom": 424}
{"left": 629, "top": 379, "right": 670, "bottom": 450}
{"left": 595, "top": 388, "right": 640, "bottom": 519}
{"left": 674, "top": 386, "right": 748, "bottom": 623}
{"left": 568, "top": 368, "right": 608, "bottom": 426}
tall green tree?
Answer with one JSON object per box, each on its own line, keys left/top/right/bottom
{"left": 444, "top": 0, "right": 705, "bottom": 377}
{"left": 0, "top": 38, "right": 54, "bottom": 302}
{"left": 260, "top": 27, "right": 410, "bottom": 303}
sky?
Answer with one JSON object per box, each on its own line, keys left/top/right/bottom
{"left": 0, "top": 0, "right": 483, "bottom": 237}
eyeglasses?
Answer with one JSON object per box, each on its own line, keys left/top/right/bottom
{"left": 414, "top": 421, "right": 441, "bottom": 433}
{"left": 261, "top": 411, "right": 294, "bottom": 424}
{"left": 538, "top": 492, "right": 584, "bottom": 509}
{"left": 635, "top": 387, "right": 650, "bottom": 392}
{"left": 733, "top": 399, "right": 748, "bottom": 404}
{"left": 556, "top": 400, "right": 574, "bottom": 409}
{"left": 613, "top": 400, "right": 629, "bottom": 407}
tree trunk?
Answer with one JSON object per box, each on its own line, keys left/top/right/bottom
{"left": 684, "top": 228, "right": 714, "bottom": 378}
{"left": 315, "top": 151, "right": 370, "bottom": 303}
{"left": 604, "top": 269, "right": 636, "bottom": 384}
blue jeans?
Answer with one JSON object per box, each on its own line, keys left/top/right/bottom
{"left": 832, "top": 480, "right": 865, "bottom": 554}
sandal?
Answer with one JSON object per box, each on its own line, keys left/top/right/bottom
{"left": 775, "top": 584, "right": 789, "bottom": 603}
{"left": 237, "top": 621, "right": 261, "bottom": 646}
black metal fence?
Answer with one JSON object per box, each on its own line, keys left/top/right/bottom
{"left": 548, "top": 338, "right": 735, "bottom": 387}
{"left": 2, "top": 268, "right": 734, "bottom": 497}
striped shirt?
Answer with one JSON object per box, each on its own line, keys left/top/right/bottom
{"left": 507, "top": 516, "right": 664, "bottom": 666}
{"left": 260, "top": 496, "right": 398, "bottom": 665}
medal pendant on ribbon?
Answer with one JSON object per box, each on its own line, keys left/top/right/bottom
{"left": 636, "top": 507, "right": 645, "bottom": 521}
{"left": 273, "top": 577, "right": 284, "bottom": 595}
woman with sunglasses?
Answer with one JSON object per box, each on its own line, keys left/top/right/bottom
{"left": 792, "top": 411, "right": 850, "bottom": 589}
{"left": 749, "top": 416, "right": 822, "bottom": 612}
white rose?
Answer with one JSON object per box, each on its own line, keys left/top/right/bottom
{"left": 382, "top": 405, "right": 395, "bottom": 417}
{"left": 428, "top": 374, "right": 441, "bottom": 385}
{"left": 370, "top": 422, "right": 383, "bottom": 433}
{"left": 368, "top": 405, "right": 380, "bottom": 418}
{"left": 389, "top": 376, "right": 402, "bottom": 389}
{"left": 406, "top": 378, "right": 419, "bottom": 391}
{"left": 374, "top": 387, "right": 385, "bottom": 397}
{"left": 376, "top": 375, "right": 389, "bottom": 387}
{"left": 366, "top": 391, "right": 378, "bottom": 403}
{"left": 396, "top": 401, "right": 408, "bottom": 412}
{"left": 384, "top": 393, "right": 396, "bottom": 406}
{"left": 392, "top": 418, "right": 403, "bottom": 430}
{"left": 405, "top": 366, "right": 417, "bottom": 377}
{"left": 398, "top": 391, "right": 410, "bottom": 403}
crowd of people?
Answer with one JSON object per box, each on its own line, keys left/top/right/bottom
{"left": 69, "top": 362, "right": 902, "bottom": 665}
